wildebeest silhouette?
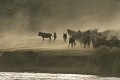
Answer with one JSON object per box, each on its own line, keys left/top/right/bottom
{"left": 67, "top": 29, "right": 82, "bottom": 44}
{"left": 67, "top": 28, "right": 120, "bottom": 49}
{"left": 109, "top": 36, "right": 120, "bottom": 48}
{"left": 67, "top": 29, "right": 92, "bottom": 48}
{"left": 81, "top": 35, "right": 91, "bottom": 48}
{"left": 90, "top": 29, "right": 111, "bottom": 48}
{"left": 63, "top": 33, "right": 67, "bottom": 42}
{"left": 67, "top": 29, "right": 82, "bottom": 39}
{"left": 80, "top": 30, "right": 91, "bottom": 48}
{"left": 53, "top": 33, "right": 57, "bottom": 41}
{"left": 92, "top": 35, "right": 120, "bottom": 49}
{"left": 67, "top": 29, "right": 77, "bottom": 36}
{"left": 92, "top": 37, "right": 109, "bottom": 48}
{"left": 68, "top": 36, "right": 76, "bottom": 49}
{"left": 38, "top": 32, "right": 52, "bottom": 41}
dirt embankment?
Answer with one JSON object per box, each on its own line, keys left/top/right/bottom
{"left": 0, "top": 47, "right": 120, "bottom": 77}
{"left": 0, "top": 50, "right": 97, "bottom": 75}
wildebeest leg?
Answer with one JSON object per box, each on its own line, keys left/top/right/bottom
{"left": 71, "top": 43, "right": 73, "bottom": 48}
{"left": 64, "top": 38, "right": 66, "bottom": 42}
{"left": 49, "top": 37, "right": 51, "bottom": 41}
{"left": 88, "top": 43, "right": 90, "bottom": 48}
{"left": 74, "top": 43, "right": 75, "bottom": 48}
{"left": 79, "top": 41, "right": 83, "bottom": 47}
{"left": 43, "top": 38, "right": 44, "bottom": 41}
{"left": 65, "top": 38, "right": 67, "bottom": 42}
{"left": 54, "top": 38, "right": 55, "bottom": 41}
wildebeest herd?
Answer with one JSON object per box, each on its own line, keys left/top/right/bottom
{"left": 38, "top": 29, "right": 120, "bottom": 49}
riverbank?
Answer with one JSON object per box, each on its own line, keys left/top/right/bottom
{"left": 0, "top": 47, "right": 120, "bottom": 77}
{"left": 0, "top": 49, "right": 97, "bottom": 74}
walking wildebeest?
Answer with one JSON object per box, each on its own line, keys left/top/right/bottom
{"left": 63, "top": 33, "right": 67, "bottom": 42}
{"left": 67, "top": 29, "right": 82, "bottom": 39}
{"left": 67, "top": 29, "right": 77, "bottom": 37}
{"left": 91, "top": 36, "right": 120, "bottom": 49}
{"left": 38, "top": 32, "right": 52, "bottom": 41}
{"left": 68, "top": 36, "right": 76, "bottom": 49}
{"left": 109, "top": 36, "right": 120, "bottom": 48}
{"left": 53, "top": 32, "right": 57, "bottom": 41}
{"left": 92, "top": 37, "right": 109, "bottom": 48}
{"left": 80, "top": 30, "right": 91, "bottom": 48}
{"left": 81, "top": 35, "right": 91, "bottom": 48}
{"left": 67, "top": 29, "right": 82, "bottom": 45}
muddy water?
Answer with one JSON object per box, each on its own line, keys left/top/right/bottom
{"left": 0, "top": 72, "right": 119, "bottom": 80}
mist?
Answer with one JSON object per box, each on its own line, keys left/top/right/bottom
{"left": 0, "top": 0, "right": 120, "bottom": 50}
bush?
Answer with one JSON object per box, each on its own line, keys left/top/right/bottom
{"left": 24, "top": 51, "right": 39, "bottom": 63}
{"left": 1, "top": 52, "right": 29, "bottom": 67}
{"left": 91, "top": 46, "right": 120, "bottom": 76}
{"left": 0, "top": 51, "right": 39, "bottom": 67}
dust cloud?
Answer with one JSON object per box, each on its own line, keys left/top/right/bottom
{"left": 0, "top": 0, "right": 120, "bottom": 50}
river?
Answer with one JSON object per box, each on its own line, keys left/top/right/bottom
{"left": 0, "top": 72, "right": 119, "bottom": 80}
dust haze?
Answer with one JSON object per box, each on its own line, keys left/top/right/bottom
{"left": 0, "top": 0, "right": 120, "bottom": 50}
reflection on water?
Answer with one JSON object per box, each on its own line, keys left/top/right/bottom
{"left": 0, "top": 72, "right": 119, "bottom": 80}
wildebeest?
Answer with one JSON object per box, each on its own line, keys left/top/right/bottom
{"left": 82, "top": 29, "right": 110, "bottom": 48}
{"left": 38, "top": 32, "right": 52, "bottom": 41}
{"left": 90, "top": 29, "right": 112, "bottom": 48}
{"left": 67, "top": 29, "right": 91, "bottom": 48}
{"left": 81, "top": 35, "right": 91, "bottom": 48}
{"left": 63, "top": 33, "right": 67, "bottom": 42}
{"left": 53, "top": 33, "right": 57, "bottom": 41}
{"left": 67, "top": 29, "right": 77, "bottom": 37}
{"left": 67, "top": 28, "right": 120, "bottom": 49}
{"left": 92, "top": 37, "right": 109, "bottom": 48}
{"left": 67, "top": 29, "right": 82, "bottom": 39}
{"left": 67, "top": 29, "right": 82, "bottom": 43}
{"left": 80, "top": 30, "right": 91, "bottom": 48}
{"left": 92, "top": 36, "right": 120, "bottom": 49}
{"left": 109, "top": 36, "right": 120, "bottom": 48}
{"left": 68, "top": 36, "right": 76, "bottom": 48}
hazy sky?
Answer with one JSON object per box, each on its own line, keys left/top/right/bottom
{"left": 0, "top": 0, "right": 120, "bottom": 34}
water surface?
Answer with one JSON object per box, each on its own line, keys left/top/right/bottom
{"left": 0, "top": 72, "right": 119, "bottom": 80}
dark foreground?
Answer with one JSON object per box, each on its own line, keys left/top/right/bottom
{"left": 0, "top": 47, "right": 120, "bottom": 77}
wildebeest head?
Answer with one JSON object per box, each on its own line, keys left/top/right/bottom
{"left": 63, "top": 33, "right": 67, "bottom": 35}
{"left": 38, "top": 32, "right": 42, "bottom": 36}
